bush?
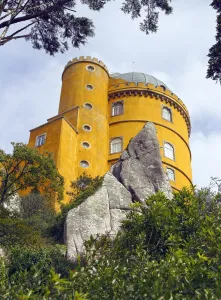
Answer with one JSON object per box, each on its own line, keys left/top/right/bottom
{"left": 21, "top": 193, "right": 56, "bottom": 238}
{"left": 68, "top": 188, "right": 221, "bottom": 299}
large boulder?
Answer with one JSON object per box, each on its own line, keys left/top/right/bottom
{"left": 65, "top": 172, "right": 132, "bottom": 261}
{"left": 112, "top": 122, "right": 172, "bottom": 203}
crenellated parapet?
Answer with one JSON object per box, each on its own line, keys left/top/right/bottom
{"left": 108, "top": 82, "right": 191, "bottom": 136}
{"left": 62, "top": 56, "right": 109, "bottom": 78}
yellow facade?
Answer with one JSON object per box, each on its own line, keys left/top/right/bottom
{"left": 28, "top": 56, "right": 192, "bottom": 204}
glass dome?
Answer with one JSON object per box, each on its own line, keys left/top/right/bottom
{"left": 111, "top": 72, "right": 169, "bottom": 90}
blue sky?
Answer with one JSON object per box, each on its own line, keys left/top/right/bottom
{"left": 0, "top": 0, "right": 221, "bottom": 188}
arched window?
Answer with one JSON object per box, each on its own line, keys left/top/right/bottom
{"left": 166, "top": 168, "right": 175, "bottom": 181}
{"left": 112, "top": 101, "right": 123, "bottom": 116}
{"left": 164, "top": 142, "right": 175, "bottom": 160}
{"left": 110, "top": 137, "right": 122, "bottom": 154}
{"left": 162, "top": 106, "right": 172, "bottom": 122}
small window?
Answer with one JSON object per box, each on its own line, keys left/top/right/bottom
{"left": 83, "top": 125, "right": 91, "bottom": 132}
{"left": 162, "top": 106, "right": 172, "bottom": 122}
{"left": 112, "top": 101, "right": 123, "bottom": 116}
{"left": 86, "top": 84, "right": 93, "bottom": 91}
{"left": 36, "top": 134, "right": 46, "bottom": 147}
{"left": 110, "top": 137, "right": 122, "bottom": 154}
{"left": 166, "top": 168, "right": 175, "bottom": 181}
{"left": 80, "top": 160, "right": 89, "bottom": 168}
{"left": 86, "top": 65, "right": 95, "bottom": 72}
{"left": 84, "top": 103, "right": 93, "bottom": 110}
{"left": 164, "top": 142, "right": 175, "bottom": 160}
{"left": 82, "top": 142, "right": 90, "bottom": 148}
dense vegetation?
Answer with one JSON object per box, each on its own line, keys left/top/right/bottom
{"left": 1, "top": 179, "right": 221, "bottom": 299}
{"left": 0, "top": 143, "right": 64, "bottom": 204}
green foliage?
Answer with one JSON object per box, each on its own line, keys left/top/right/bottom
{"left": 207, "top": 2, "right": 221, "bottom": 84}
{"left": 0, "top": 254, "right": 88, "bottom": 299}
{"left": 8, "top": 246, "right": 75, "bottom": 279}
{"left": 51, "top": 174, "right": 103, "bottom": 243}
{"left": 0, "top": 142, "right": 64, "bottom": 204}
{"left": 0, "top": 0, "right": 172, "bottom": 55}
{"left": 68, "top": 188, "right": 221, "bottom": 299}
{"left": 0, "top": 193, "right": 57, "bottom": 248}
{"left": 0, "top": 214, "right": 45, "bottom": 248}
{"left": 20, "top": 193, "right": 56, "bottom": 237}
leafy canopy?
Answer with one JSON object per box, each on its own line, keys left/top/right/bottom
{"left": 0, "top": 142, "right": 64, "bottom": 205}
{"left": 0, "top": 1, "right": 221, "bottom": 83}
{"left": 0, "top": 0, "right": 172, "bottom": 54}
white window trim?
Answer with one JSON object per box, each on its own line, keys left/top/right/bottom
{"left": 162, "top": 105, "right": 173, "bottom": 123}
{"left": 110, "top": 137, "right": 123, "bottom": 154}
{"left": 80, "top": 160, "right": 90, "bottom": 168}
{"left": 86, "top": 65, "right": 95, "bottom": 72}
{"left": 35, "top": 133, "right": 47, "bottom": 147}
{"left": 82, "top": 124, "right": 92, "bottom": 132}
{"left": 166, "top": 167, "right": 175, "bottom": 181}
{"left": 163, "top": 141, "right": 175, "bottom": 161}
{"left": 85, "top": 84, "right": 94, "bottom": 91}
{"left": 83, "top": 103, "right": 93, "bottom": 110}
{"left": 82, "top": 141, "right": 91, "bottom": 148}
{"left": 111, "top": 101, "right": 124, "bottom": 117}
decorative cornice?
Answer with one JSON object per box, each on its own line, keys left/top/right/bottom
{"left": 108, "top": 89, "right": 191, "bottom": 137}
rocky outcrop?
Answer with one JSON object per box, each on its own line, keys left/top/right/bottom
{"left": 3, "top": 194, "right": 21, "bottom": 214}
{"left": 65, "top": 122, "right": 172, "bottom": 261}
{"left": 112, "top": 122, "right": 172, "bottom": 203}
{"left": 65, "top": 172, "right": 132, "bottom": 261}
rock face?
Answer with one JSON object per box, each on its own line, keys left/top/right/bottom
{"left": 65, "top": 172, "right": 132, "bottom": 261}
{"left": 3, "top": 194, "right": 21, "bottom": 214}
{"left": 65, "top": 122, "right": 172, "bottom": 261}
{"left": 112, "top": 122, "right": 172, "bottom": 203}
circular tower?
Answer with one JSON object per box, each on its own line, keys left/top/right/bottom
{"left": 108, "top": 72, "right": 192, "bottom": 191}
{"left": 60, "top": 56, "right": 109, "bottom": 179}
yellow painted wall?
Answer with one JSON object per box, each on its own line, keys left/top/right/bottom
{"left": 108, "top": 81, "right": 192, "bottom": 191}
{"left": 60, "top": 59, "right": 109, "bottom": 179}
{"left": 28, "top": 117, "right": 78, "bottom": 206}
{"left": 27, "top": 56, "right": 192, "bottom": 207}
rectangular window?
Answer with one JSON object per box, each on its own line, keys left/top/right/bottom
{"left": 36, "top": 134, "right": 46, "bottom": 147}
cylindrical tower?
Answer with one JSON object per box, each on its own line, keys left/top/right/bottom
{"left": 108, "top": 73, "right": 192, "bottom": 191}
{"left": 60, "top": 56, "right": 109, "bottom": 179}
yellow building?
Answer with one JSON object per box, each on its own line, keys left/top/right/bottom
{"left": 28, "top": 56, "right": 192, "bottom": 204}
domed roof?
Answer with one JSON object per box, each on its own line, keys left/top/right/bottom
{"left": 111, "top": 72, "right": 169, "bottom": 90}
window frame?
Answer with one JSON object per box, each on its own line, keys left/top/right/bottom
{"left": 162, "top": 105, "right": 173, "bottom": 123}
{"left": 111, "top": 101, "right": 124, "bottom": 117}
{"left": 86, "top": 65, "right": 95, "bottom": 72}
{"left": 163, "top": 141, "right": 175, "bottom": 161}
{"left": 85, "top": 84, "right": 94, "bottom": 91}
{"left": 35, "top": 133, "right": 47, "bottom": 147}
{"left": 84, "top": 103, "right": 93, "bottom": 110}
{"left": 80, "top": 160, "right": 90, "bottom": 168}
{"left": 166, "top": 167, "right": 175, "bottom": 181}
{"left": 82, "top": 141, "right": 91, "bottom": 149}
{"left": 82, "top": 124, "right": 92, "bottom": 132}
{"left": 110, "top": 137, "right": 123, "bottom": 154}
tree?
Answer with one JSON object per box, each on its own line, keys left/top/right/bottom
{"left": 69, "top": 188, "right": 221, "bottom": 299}
{"left": 0, "top": 0, "right": 172, "bottom": 55}
{"left": 207, "top": 1, "right": 221, "bottom": 84}
{"left": 0, "top": 1, "right": 220, "bottom": 83}
{"left": 0, "top": 142, "right": 64, "bottom": 205}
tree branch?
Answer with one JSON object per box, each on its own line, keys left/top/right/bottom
{"left": 0, "top": 2, "right": 64, "bottom": 29}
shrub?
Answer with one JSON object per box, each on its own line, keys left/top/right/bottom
{"left": 68, "top": 188, "right": 221, "bottom": 299}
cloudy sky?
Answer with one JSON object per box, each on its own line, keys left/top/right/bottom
{"left": 0, "top": 0, "right": 220, "bottom": 188}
